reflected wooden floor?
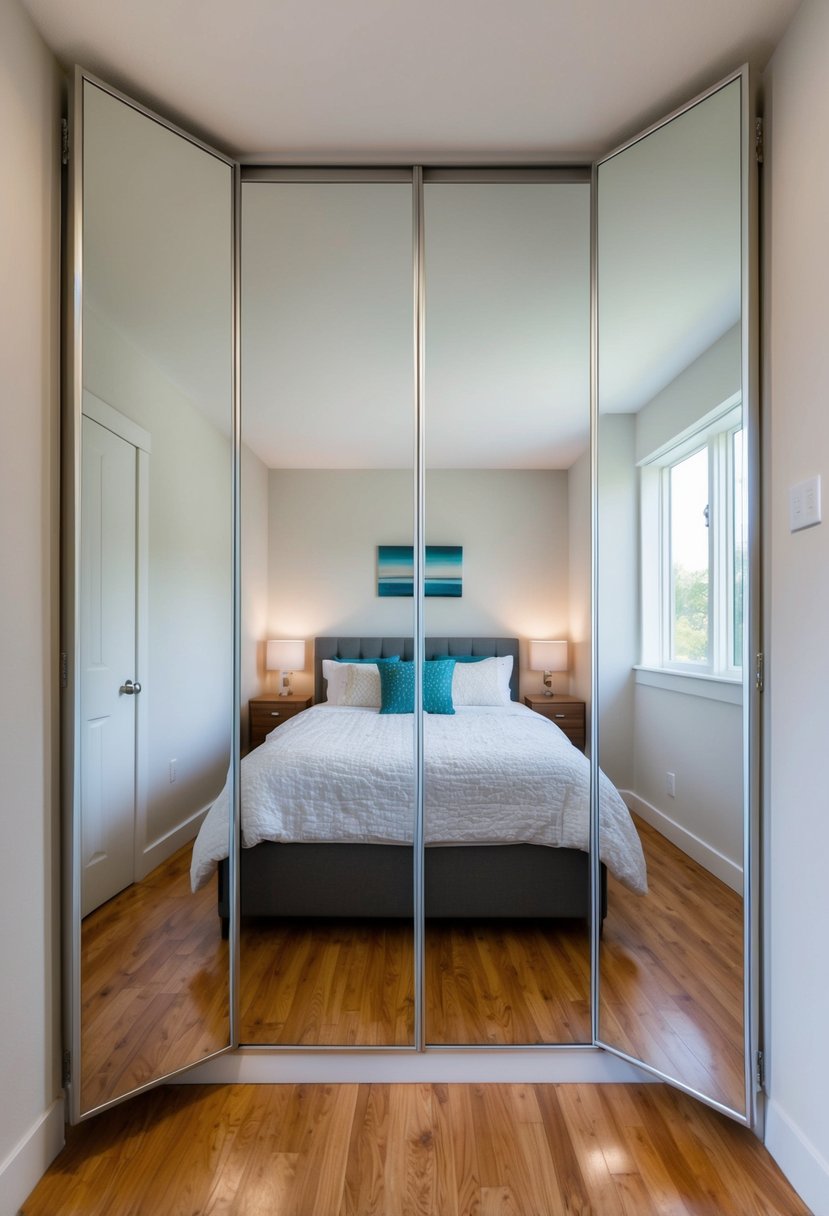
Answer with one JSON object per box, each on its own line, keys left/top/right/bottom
{"left": 80, "top": 846, "right": 228, "bottom": 1111}
{"left": 425, "top": 918, "right": 591, "bottom": 1044}
{"left": 602, "top": 814, "right": 744, "bottom": 1110}
{"left": 85, "top": 818, "right": 743, "bottom": 1098}
{"left": 240, "top": 917, "right": 591, "bottom": 1045}
{"left": 241, "top": 918, "right": 415, "bottom": 1045}
{"left": 23, "top": 1082, "right": 809, "bottom": 1216}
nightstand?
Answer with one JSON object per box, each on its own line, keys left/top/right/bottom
{"left": 248, "top": 695, "right": 312, "bottom": 750}
{"left": 523, "top": 694, "right": 586, "bottom": 752}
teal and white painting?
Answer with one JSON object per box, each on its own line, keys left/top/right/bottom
{"left": 377, "top": 545, "right": 463, "bottom": 597}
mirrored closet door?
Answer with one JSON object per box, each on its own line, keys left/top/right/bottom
{"left": 64, "top": 64, "right": 760, "bottom": 1132}
{"left": 595, "top": 69, "right": 758, "bottom": 1119}
{"left": 65, "top": 71, "right": 235, "bottom": 1119}
{"left": 421, "top": 173, "right": 593, "bottom": 1045}
{"left": 238, "top": 171, "right": 417, "bottom": 1046}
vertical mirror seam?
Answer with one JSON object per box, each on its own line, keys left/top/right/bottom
{"left": 413, "top": 165, "right": 426, "bottom": 1053}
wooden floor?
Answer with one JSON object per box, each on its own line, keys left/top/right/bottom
{"left": 601, "top": 816, "right": 744, "bottom": 1112}
{"left": 80, "top": 847, "right": 229, "bottom": 1111}
{"left": 22, "top": 1082, "right": 810, "bottom": 1216}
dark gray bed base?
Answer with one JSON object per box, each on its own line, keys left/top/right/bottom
{"left": 218, "top": 844, "right": 607, "bottom": 926}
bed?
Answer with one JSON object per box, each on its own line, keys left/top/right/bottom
{"left": 192, "top": 637, "right": 647, "bottom": 928}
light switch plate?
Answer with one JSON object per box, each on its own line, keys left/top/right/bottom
{"left": 790, "top": 475, "right": 822, "bottom": 532}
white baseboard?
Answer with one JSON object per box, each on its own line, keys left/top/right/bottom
{"left": 0, "top": 1098, "right": 64, "bottom": 1216}
{"left": 766, "top": 1098, "right": 829, "bottom": 1216}
{"left": 621, "top": 790, "right": 743, "bottom": 894}
{"left": 180, "top": 1047, "right": 651, "bottom": 1086}
{"left": 135, "top": 803, "right": 209, "bottom": 882}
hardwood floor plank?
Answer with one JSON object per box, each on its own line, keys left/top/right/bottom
{"left": 22, "top": 1083, "right": 811, "bottom": 1216}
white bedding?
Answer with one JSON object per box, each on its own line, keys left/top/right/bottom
{"left": 190, "top": 702, "right": 647, "bottom": 894}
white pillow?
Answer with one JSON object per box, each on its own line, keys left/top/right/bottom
{"left": 452, "top": 655, "right": 513, "bottom": 706}
{"left": 321, "top": 659, "right": 350, "bottom": 705}
{"left": 342, "top": 662, "right": 382, "bottom": 707}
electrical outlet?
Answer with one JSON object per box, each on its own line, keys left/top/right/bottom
{"left": 666, "top": 771, "right": 676, "bottom": 798}
{"left": 169, "top": 759, "right": 177, "bottom": 784}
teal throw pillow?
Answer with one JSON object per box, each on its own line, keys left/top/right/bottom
{"left": 334, "top": 655, "right": 400, "bottom": 663}
{"left": 431, "top": 654, "right": 487, "bottom": 663}
{"left": 378, "top": 659, "right": 456, "bottom": 715}
{"left": 423, "top": 658, "right": 456, "bottom": 714}
{"left": 379, "top": 660, "right": 415, "bottom": 714}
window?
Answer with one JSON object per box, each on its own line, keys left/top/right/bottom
{"left": 641, "top": 405, "right": 744, "bottom": 678}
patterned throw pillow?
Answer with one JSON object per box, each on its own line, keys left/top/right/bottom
{"left": 452, "top": 655, "right": 513, "bottom": 706}
{"left": 379, "top": 660, "right": 416, "bottom": 713}
{"left": 378, "top": 659, "right": 457, "bottom": 714}
{"left": 423, "top": 658, "right": 456, "bottom": 714}
{"left": 342, "top": 663, "right": 384, "bottom": 707}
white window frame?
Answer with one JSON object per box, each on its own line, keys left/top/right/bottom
{"left": 639, "top": 398, "right": 743, "bottom": 682}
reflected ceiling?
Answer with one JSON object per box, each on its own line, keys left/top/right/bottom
{"left": 83, "top": 84, "right": 232, "bottom": 434}
{"left": 598, "top": 83, "right": 741, "bottom": 414}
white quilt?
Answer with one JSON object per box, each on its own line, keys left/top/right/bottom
{"left": 190, "top": 703, "right": 647, "bottom": 894}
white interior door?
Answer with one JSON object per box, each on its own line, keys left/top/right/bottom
{"left": 80, "top": 414, "right": 138, "bottom": 916}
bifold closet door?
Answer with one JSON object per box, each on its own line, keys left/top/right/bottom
{"left": 594, "top": 67, "right": 760, "bottom": 1124}
{"left": 420, "top": 171, "right": 593, "bottom": 1046}
{"left": 66, "top": 69, "right": 236, "bottom": 1121}
{"left": 238, "top": 171, "right": 417, "bottom": 1047}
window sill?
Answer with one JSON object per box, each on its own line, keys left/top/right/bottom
{"left": 634, "top": 665, "right": 743, "bottom": 705}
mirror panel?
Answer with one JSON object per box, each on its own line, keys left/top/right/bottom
{"left": 75, "top": 79, "right": 234, "bottom": 1114}
{"left": 421, "top": 178, "right": 593, "bottom": 1045}
{"left": 239, "top": 177, "right": 416, "bottom": 1046}
{"left": 596, "top": 78, "right": 748, "bottom": 1112}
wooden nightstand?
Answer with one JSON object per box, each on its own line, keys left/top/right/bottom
{"left": 523, "top": 694, "right": 586, "bottom": 752}
{"left": 248, "top": 695, "right": 312, "bottom": 750}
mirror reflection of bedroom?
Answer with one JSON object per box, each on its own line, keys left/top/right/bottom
{"left": 421, "top": 177, "right": 601, "bottom": 1045}
{"left": 235, "top": 177, "right": 417, "bottom": 1045}
{"left": 597, "top": 80, "right": 747, "bottom": 1111}
{"left": 77, "top": 82, "right": 233, "bottom": 1111}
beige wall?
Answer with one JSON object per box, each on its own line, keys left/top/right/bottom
{"left": 241, "top": 443, "right": 270, "bottom": 747}
{"left": 764, "top": 2, "right": 829, "bottom": 1209}
{"left": 596, "top": 413, "right": 638, "bottom": 790}
{"left": 264, "top": 468, "right": 571, "bottom": 701}
{"left": 0, "top": 0, "right": 63, "bottom": 1208}
{"left": 568, "top": 448, "right": 592, "bottom": 730}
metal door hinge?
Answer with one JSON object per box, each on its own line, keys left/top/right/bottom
{"left": 62, "top": 1049, "right": 71, "bottom": 1087}
{"left": 755, "top": 652, "right": 764, "bottom": 693}
{"left": 61, "top": 118, "right": 69, "bottom": 166}
{"left": 755, "top": 117, "right": 764, "bottom": 164}
{"left": 60, "top": 651, "right": 68, "bottom": 689}
{"left": 756, "top": 1049, "right": 766, "bottom": 1090}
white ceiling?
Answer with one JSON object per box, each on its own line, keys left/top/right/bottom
{"left": 23, "top": 0, "right": 798, "bottom": 163}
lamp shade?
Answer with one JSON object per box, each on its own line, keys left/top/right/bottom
{"left": 529, "top": 639, "right": 568, "bottom": 673}
{"left": 266, "top": 639, "right": 305, "bottom": 672}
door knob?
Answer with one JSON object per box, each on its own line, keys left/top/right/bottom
{"left": 119, "top": 679, "right": 142, "bottom": 695}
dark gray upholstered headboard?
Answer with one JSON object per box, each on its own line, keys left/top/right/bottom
{"left": 314, "top": 637, "right": 520, "bottom": 704}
